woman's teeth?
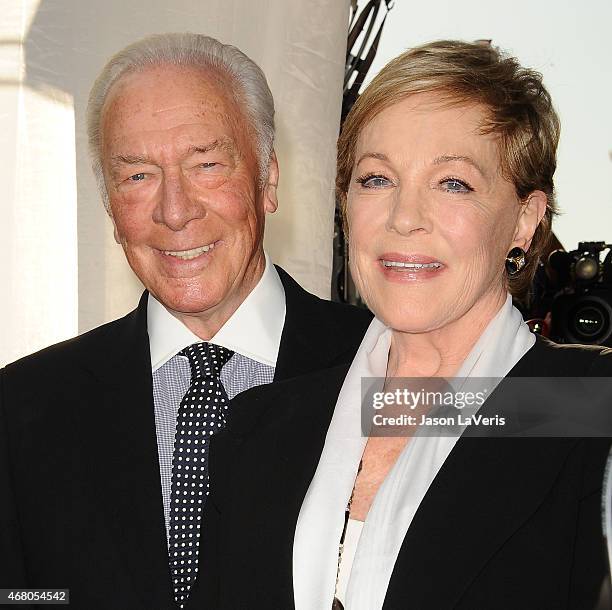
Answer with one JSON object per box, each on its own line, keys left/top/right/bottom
{"left": 163, "top": 243, "right": 215, "bottom": 260}
{"left": 382, "top": 260, "right": 442, "bottom": 269}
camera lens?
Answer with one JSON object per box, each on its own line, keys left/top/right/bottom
{"left": 575, "top": 256, "right": 599, "bottom": 281}
{"left": 573, "top": 306, "right": 604, "bottom": 338}
{"left": 569, "top": 298, "right": 611, "bottom": 343}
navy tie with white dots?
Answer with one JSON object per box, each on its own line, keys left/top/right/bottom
{"left": 168, "top": 342, "right": 234, "bottom": 609}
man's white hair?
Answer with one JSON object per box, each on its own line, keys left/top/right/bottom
{"left": 86, "top": 32, "right": 275, "bottom": 212}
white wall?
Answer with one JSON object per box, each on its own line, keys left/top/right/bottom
{"left": 0, "top": 0, "right": 78, "bottom": 367}
{"left": 1, "top": 0, "right": 350, "bottom": 366}
{"left": 366, "top": 0, "right": 612, "bottom": 252}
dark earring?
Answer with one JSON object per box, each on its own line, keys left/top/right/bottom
{"left": 505, "top": 247, "right": 526, "bottom": 276}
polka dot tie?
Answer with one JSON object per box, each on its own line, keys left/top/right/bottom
{"left": 168, "top": 342, "right": 234, "bottom": 608}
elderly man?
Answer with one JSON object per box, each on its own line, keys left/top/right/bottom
{"left": 0, "top": 33, "right": 370, "bottom": 610}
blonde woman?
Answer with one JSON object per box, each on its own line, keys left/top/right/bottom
{"left": 199, "top": 41, "right": 612, "bottom": 610}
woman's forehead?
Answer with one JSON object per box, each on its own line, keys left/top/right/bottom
{"left": 355, "top": 95, "right": 500, "bottom": 170}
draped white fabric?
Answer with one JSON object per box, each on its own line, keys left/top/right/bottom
{"left": 293, "top": 295, "right": 536, "bottom": 609}
{"left": 1, "top": 0, "right": 349, "bottom": 366}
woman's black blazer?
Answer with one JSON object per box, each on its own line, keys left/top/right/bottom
{"left": 199, "top": 335, "right": 612, "bottom": 610}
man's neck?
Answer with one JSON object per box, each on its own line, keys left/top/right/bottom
{"left": 166, "top": 254, "right": 266, "bottom": 340}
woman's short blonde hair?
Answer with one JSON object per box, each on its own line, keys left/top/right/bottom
{"left": 337, "top": 40, "right": 560, "bottom": 297}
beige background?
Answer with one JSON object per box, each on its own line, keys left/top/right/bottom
{"left": 367, "top": 0, "right": 612, "bottom": 253}
{"left": 0, "top": 0, "right": 350, "bottom": 366}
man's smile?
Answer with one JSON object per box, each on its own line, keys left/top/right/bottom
{"left": 161, "top": 242, "right": 216, "bottom": 260}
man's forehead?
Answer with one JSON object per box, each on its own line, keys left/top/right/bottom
{"left": 103, "top": 63, "right": 240, "bottom": 122}
{"left": 99, "top": 65, "right": 253, "bottom": 156}
{"left": 151, "top": 102, "right": 221, "bottom": 117}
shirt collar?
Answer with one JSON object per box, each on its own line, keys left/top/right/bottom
{"left": 148, "top": 252, "right": 286, "bottom": 372}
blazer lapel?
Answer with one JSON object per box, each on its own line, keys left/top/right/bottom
{"left": 84, "top": 293, "right": 175, "bottom": 609}
{"left": 383, "top": 338, "right": 578, "bottom": 608}
{"left": 383, "top": 436, "right": 578, "bottom": 608}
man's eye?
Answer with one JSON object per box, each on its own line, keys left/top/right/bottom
{"left": 356, "top": 174, "right": 392, "bottom": 188}
{"left": 199, "top": 162, "right": 218, "bottom": 169}
{"left": 441, "top": 178, "right": 473, "bottom": 193}
{"left": 129, "top": 173, "right": 146, "bottom": 181}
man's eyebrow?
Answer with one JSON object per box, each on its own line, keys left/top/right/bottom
{"left": 355, "top": 151, "right": 390, "bottom": 166}
{"left": 433, "top": 154, "right": 486, "bottom": 176}
{"left": 110, "top": 153, "right": 152, "bottom": 167}
{"left": 188, "top": 138, "right": 236, "bottom": 157}
{"left": 109, "top": 139, "right": 238, "bottom": 168}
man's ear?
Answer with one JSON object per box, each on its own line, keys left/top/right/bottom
{"left": 263, "top": 150, "right": 279, "bottom": 214}
{"left": 109, "top": 209, "right": 122, "bottom": 245}
{"left": 103, "top": 180, "right": 122, "bottom": 244}
{"left": 511, "top": 190, "right": 548, "bottom": 252}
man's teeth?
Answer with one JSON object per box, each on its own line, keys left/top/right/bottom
{"left": 382, "top": 260, "right": 442, "bottom": 269}
{"left": 163, "top": 243, "right": 215, "bottom": 260}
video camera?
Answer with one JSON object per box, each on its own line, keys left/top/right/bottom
{"left": 547, "top": 242, "right": 612, "bottom": 346}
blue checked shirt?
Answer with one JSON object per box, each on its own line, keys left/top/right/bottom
{"left": 152, "top": 352, "right": 274, "bottom": 535}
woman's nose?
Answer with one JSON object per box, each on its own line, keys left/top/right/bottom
{"left": 385, "top": 185, "right": 432, "bottom": 236}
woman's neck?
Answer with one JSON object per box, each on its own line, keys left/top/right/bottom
{"left": 387, "top": 289, "right": 508, "bottom": 379}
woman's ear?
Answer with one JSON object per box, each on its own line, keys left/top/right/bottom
{"left": 511, "top": 190, "right": 548, "bottom": 252}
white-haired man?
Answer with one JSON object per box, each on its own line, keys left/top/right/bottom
{"left": 0, "top": 33, "right": 370, "bottom": 610}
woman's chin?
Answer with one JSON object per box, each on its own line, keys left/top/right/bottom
{"left": 373, "top": 303, "right": 447, "bottom": 334}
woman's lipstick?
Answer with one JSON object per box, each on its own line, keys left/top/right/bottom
{"left": 378, "top": 253, "right": 445, "bottom": 282}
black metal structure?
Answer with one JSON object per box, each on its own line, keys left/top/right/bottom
{"left": 332, "top": 0, "right": 394, "bottom": 304}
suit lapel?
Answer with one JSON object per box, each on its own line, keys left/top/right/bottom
{"left": 273, "top": 266, "right": 330, "bottom": 381}
{"left": 84, "top": 293, "right": 175, "bottom": 609}
{"left": 273, "top": 266, "right": 371, "bottom": 381}
{"left": 383, "top": 338, "right": 578, "bottom": 608}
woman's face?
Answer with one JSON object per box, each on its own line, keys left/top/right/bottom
{"left": 347, "top": 92, "right": 545, "bottom": 333}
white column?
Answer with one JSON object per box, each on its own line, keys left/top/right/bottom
{"left": 0, "top": 0, "right": 78, "bottom": 366}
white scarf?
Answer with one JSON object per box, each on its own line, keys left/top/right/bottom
{"left": 293, "top": 293, "right": 535, "bottom": 610}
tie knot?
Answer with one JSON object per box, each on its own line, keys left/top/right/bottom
{"left": 180, "top": 342, "right": 234, "bottom": 379}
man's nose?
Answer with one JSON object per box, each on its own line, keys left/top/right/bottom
{"left": 153, "top": 171, "right": 205, "bottom": 231}
{"left": 386, "top": 184, "right": 433, "bottom": 236}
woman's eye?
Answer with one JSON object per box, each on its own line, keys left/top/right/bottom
{"left": 129, "top": 173, "right": 146, "bottom": 182}
{"left": 357, "top": 174, "right": 392, "bottom": 189}
{"left": 441, "top": 178, "right": 473, "bottom": 193}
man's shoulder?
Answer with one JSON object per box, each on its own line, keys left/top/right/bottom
{"left": 304, "top": 291, "right": 373, "bottom": 325}
{"left": 2, "top": 308, "right": 138, "bottom": 381}
{"left": 276, "top": 265, "right": 372, "bottom": 328}
{"left": 270, "top": 266, "right": 372, "bottom": 377}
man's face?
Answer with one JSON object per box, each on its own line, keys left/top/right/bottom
{"left": 101, "top": 65, "right": 278, "bottom": 334}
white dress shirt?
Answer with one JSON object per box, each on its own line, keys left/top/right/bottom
{"left": 147, "top": 252, "right": 286, "bottom": 536}
{"left": 148, "top": 251, "right": 286, "bottom": 371}
{"left": 293, "top": 293, "right": 536, "bottom": 610}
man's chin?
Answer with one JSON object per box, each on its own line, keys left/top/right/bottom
{"left": 150, "top": 289, "right": 225, "bottom": 318}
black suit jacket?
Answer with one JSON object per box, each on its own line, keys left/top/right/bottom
{"left": 0, "top": 267, "right": 372, "bottom": 609}
{"left": 200, "top": 336, "right": 612, "bottom": 609}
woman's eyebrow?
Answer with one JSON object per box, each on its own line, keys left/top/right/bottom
{"left": 433, "top": 154, "right": 486, "bottom": 177}
{"left": 356, "top": 151, "right": 390, "bottom": 165}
